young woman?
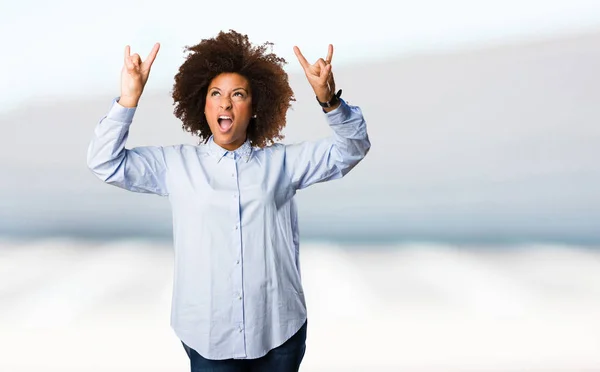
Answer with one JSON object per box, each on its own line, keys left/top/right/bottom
{"left": 87, "top": 30, "right": 370, "bottom": 372}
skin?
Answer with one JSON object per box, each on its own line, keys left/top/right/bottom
{"left": 119, "top": 43, "right": 160, "bottom": 108}
{"left": 204, "top": 72, "right": 253, "bottom": 151}
{"left": 118, "top": 40, "right": 341, "bottom": 151}
{"left": 293, "top": 44, "right": 340, "bottom": 113}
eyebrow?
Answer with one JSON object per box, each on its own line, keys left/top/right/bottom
{"left": 208, "top": 87, "right": 249, "bottom": 93}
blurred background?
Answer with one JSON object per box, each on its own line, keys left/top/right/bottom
{"left": 1, "top": 0, "right": 600, "bottom": 371}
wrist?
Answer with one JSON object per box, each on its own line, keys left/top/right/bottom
{"left": 118, "top": 95, "right": 140, "bottom": 108}
{"left": 321, "top": 100, "right": 340, "bottom": 113}
{"left": 316, "top": 92, "right": 331, "bottom": 103}
{"left": 316, "top": 89, "right": 342, "bottom": 109}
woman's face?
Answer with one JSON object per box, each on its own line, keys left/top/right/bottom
{"left": 205, "top": 72, "right": 253, "bottom": 151}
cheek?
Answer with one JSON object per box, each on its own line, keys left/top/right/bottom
{"left": 205, "top": 99, "right": 217, "bottom": 113}
{"left": 235, "top": 103, "right": 253, "bottom": 129}
{"left": 204, "top": 101, "right": 218, "bottom": 128}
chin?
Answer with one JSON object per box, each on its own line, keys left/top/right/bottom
{"left": 214, "top": 133, "right": 244, "bottom": 146}
{"left": 214, "top": 134, "right": 233, "bottom": 144}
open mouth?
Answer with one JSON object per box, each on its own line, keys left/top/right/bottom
{"left": 217, "top": 115, "right": 233, "bottom": 133}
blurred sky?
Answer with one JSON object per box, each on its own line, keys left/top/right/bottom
{"left": 3, "top": 0, "right": 600, "bottom": 110}
{"left": 2, "top": 0, "right": 600, "bottom": 244}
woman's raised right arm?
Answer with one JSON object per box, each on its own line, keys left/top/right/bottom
{"left": 86, "top": 43, "right": 169, "bottom": 196}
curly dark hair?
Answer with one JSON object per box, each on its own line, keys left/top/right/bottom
{"left": 171, "top": 30, "right": 295, "bottom": 148}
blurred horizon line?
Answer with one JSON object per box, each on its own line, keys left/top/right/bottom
{"left": 1, "top": 230, "right": 599, "bottom": 248}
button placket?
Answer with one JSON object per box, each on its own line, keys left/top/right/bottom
{"left": 230, "top": 154, "right": 245, "bottom": 351}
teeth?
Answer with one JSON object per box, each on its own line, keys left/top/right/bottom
{"left": 219, "top": 115, "right": 232, "bottom": 119}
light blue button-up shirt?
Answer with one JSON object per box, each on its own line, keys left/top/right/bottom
{"left": 86, "top": 97, "right": 370, "bottom": 359}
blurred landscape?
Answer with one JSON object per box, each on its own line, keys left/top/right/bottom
{"left": 2, "top": 29, "right": 599, "bottom": 245}
{"left": 1, "top": 239, "right": 599, "bottom": 371}
{"left": 1, "top": 27, "right": 600, "bottom": 371}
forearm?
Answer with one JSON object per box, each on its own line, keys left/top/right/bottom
{"left": 86, "top": 98, "right": 169, "bottom": 195}
{"left": 285, "top": 98, "right": 370, "bottom": 190}
{"left": 87, "top": 99, "right": 135, "bottom": 182}
{"left": 326, "top": 99, "right": 371, "bottom": 171}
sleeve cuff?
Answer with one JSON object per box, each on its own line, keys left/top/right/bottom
{"left": 324, "top": 98, "right": 352, "bottom": 123}
{"left": 106, "top": 97, "right": 137, "bottom": 123}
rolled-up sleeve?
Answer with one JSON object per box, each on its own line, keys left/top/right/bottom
{"left": 284, "top": 99, "right": 370, "bottom": 191}
{"left": 86, "top": 98, "right": 169, "bottom": 196}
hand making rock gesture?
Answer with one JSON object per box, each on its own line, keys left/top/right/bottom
{"left": 293, "top": 44, "right": 340, "bottom": 111}
{"left": 119, "top": 42, "right": 160, "bottom": 108}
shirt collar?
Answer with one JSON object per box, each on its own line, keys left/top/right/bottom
{"left": 207, "top": 136, "right": 253, "bottom": 163}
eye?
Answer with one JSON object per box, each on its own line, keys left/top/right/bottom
{"left": 210, "top": 91, "right": 220, "bottom": 97}
{"left": 233, "top": 91, "right": 244, "bottom": 97}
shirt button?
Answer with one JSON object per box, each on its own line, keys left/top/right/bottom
{"left": 236, "top": 260, "right": 240, "bottom": 264}
{"left": 233, "top": 194, "right": 237, "bottom": 198}
{"left": 238, "top": 295, "right": 242, "bottom": 300}
{"left": 231, "top": 173, "right": 235, "bottom": 177}
{"left": 235, "top": 225, "right": 238, "bottom": 230}
{"left": 239, "top": 328, "right": 243, "bottom": 333}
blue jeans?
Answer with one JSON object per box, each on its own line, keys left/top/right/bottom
{"left": 182, "top": 321, "right": 307, "bottom": 372}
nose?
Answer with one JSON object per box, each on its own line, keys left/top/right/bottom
{"left": 219, "top": 96, "right": 232, "bottom": 110}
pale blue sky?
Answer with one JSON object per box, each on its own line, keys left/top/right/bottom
{"left": 2, "top": 0, "right": 600, "bottom": 111}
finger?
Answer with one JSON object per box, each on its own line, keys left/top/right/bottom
{"left": 325, "top": 44, "right": 333, "bottom": 64}
{"left": 124, "top": 45, "right": 134, "bottom": 70}
{"left": 317, "top": 59, "right": 328, "bottom": 79}
{"left": 131, "top": 53, "right": 142, "bottom": 70}
{"left": 328, "top": 69, "right": 336, "bottom": 92}
{"left": 293, "top": 46, "right": 310, "bottom": 70}
{"left": 124, "top": 45, "right": 131, "bottom": 61}
{"left": 143, "top": 42, "right": 160, "bottom": 69}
